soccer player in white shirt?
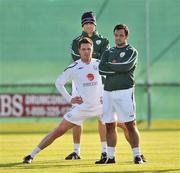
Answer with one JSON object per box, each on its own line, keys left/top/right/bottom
{"left": 23, "top": 37, "right": 106, "bottom": 164}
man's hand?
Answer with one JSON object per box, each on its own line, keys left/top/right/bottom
{"left": 71, "top": 96, "right": 83, "bottom": 104}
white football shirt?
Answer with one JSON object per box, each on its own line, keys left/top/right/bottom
{"left": 55, "top": 58, "right": 103, "bottom": 108}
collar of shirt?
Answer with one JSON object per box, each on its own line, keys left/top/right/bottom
{"left": 80, "top": 58, "right": 92, "bottom": 65}
{"left": 115, "top": 44, "right": 130, "bottom": 50}
{"left": 82, "top": 31, "right": 98, "bottom": 39}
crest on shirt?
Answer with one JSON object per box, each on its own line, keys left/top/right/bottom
{"left": 120, "top": 52, "right": 125, "bottom": 57}
{"left": 86, "top": 73, "right": 94, "bottom": 81}
{"left": 96, "top": 40, "right": 101, "bottom": 45}
{"left": 93, "top": 65, "right": 98, "bottom": 70}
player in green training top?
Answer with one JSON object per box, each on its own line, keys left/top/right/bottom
{"left": 99, "top": 24, "right": 146, "bottom": 164}
{"left": 66, "top": 12, "right": 130, "bottom": 163}
{"left": 71, "top": 11, "right": 109, "bottom": 61}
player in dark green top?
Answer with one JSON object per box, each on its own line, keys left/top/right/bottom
{"left": 99, "top": 37, "right": 138, "bottom": 91}
{"left": 70, "top": 12, "right": 109, "bottom": 61}
{"left": 99, "top": 24, "right": 146, "bottom": 164}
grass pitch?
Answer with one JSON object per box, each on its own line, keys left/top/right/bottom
{"left": 0, "top": 119, "right": 180, "bottom": 173}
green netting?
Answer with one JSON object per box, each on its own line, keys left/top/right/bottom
{"left": 0, "top": 0, "right": 180, "bottom": 119}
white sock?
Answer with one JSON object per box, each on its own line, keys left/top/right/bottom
{"left": 132, "top": 147, "right": 141, "bottom": 157}
{"left": 101, "top": 141, "right": 107, "bottom": 153}
{"left": 30, "top": 146, "right": 41, "bottom": 158}
{"left": 107, "top": 146, "right": 115, "bottom": 159}
{"left": 74, "top": 143, "right": 80, "bottom": 155}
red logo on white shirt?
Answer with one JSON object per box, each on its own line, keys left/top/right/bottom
{"left": 87, "top": 73, "right": 94, "bottom": 81}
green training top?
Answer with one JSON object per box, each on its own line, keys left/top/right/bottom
{"left": 99, "top": 44, "right": 138, "bottom": 91}
{"left": 70, "top": 31, "right": 109, "bottom": 61}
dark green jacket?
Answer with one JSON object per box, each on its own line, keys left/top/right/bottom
{"left": 99, "top": 44, "right": 138, "bottom": 91}
{"left": 70, "top": 31, "right": 109, "bottom": 61}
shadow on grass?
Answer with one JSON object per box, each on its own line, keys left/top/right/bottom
{"left": 1, "top": 162, "right": 180, "bottom": 173}
{"left": 0, "top": 161, "right": 95, "bottom": 169}
{"left": 0, "top": 162, "right": 23, "bottom": 168}
{"left": 79, "top": 169, "right": 180, "bottom": 173}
